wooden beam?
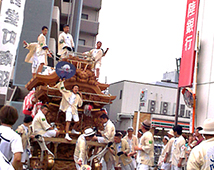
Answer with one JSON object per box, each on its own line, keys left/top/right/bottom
{"left": 41, "top": 137, "right": 106, "bottom": 147}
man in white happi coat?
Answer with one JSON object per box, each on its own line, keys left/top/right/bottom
{"left": 163, "top": 129, "right": 175, "bottom": 170}
{"left": 124, "top": 127, "right": 138, "bottom": 169}
{"left": 158, "top": 136, "right": 169, "bottom": 170}
{"left": 55, "top": 80, "right": 83, "bottom": 141}
{"left": 74, "top": 128, "right": 95, "bottom": 170}
{"left": 23, "top": 41, "right": 39, "bottom": 77}
{"left": 37, "top": 26, "right": 52, "bottom": 74}
{"left": 83, "top": 41, "right": 109, "bottom": 79}
{"left": 58, "top": 24, "right": 75, "bottom": 58}
{"left": 92, "top": 113, "right": 116, "bottom": 170}
{"left": 171, "top": 125, "right": 186, "bottom": 170}
{"left": 109, "top": 132, "right": 134, "bottom": 170}
{"left": 32, "top": 105, "right": 59, "bottom": 138}
{"left": 187, "top": 118, "right": 214, "bottom": 170}
{"left": 134, "top": 119, "right": 154, "bottom": 170}
{"left": 23, "top": 26, "right": 52, "bottom": 76}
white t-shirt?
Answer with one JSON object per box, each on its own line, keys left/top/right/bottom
{"left": 0, "top": 151, "right": 14, "bottom": 170}
{"left": 92, "top": 49, "right": 100, "bottom": 57}
{"left": 127, "top": 138, "right": 133, "bottom": 151}
{"left": 91, "top": 48, "right": 103, "bottom": 67}
{"left": 0, "top": 125, "right": 23, "bottom": 161}
{"left": 61, "top": 32, "right": 74, "bottom": 48}
{"left": 69, "top": 93, "right": 76, "bottom": 105}
{"left": 116, "top": 142, "right": 122, "bottom": 152}
{"left": 37, "top": 34, "right": 47, "bottom": 56}
{"left": 66, "top": 93, "right": 76, "bottom": 112}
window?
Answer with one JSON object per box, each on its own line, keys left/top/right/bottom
{"left": 186, "top": 110, "right": 191, "bottom": 118}
{"left": 179, "top": 104, "right": 185, "bottom": 117}
{"left": 81, "top": 13, "right": 88, "bottom": 20}
{"left": 79, "top": 39, "right": 85, "bottom": 45}
{"left": 119, "top": 90, "right": 123, "bottom": 100}
{"left": 60, "top": 24, "right": 64, "bottom": 31}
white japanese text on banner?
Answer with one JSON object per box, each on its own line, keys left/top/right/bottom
{"left": 0, "top": 0, "right": 26, "bottom": 94}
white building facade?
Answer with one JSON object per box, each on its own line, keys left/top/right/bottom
{"left": 195, "top": 0, "right": 214, "bottom": 127}
{"left": 107, "top": 80, "right": 191, "bottom": 132}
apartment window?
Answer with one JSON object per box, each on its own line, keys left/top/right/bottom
{"left": 63, "top": 0, "right": 70, "bottom": 2}
{"left": 119, "top": 90, "right": 123, "bottom": 100}
{"left": 60, "top": 24, "right": 64, "bottom": 31}
{"left": 82, "top": 13, "right": 88, "bottom": 20}
{"left": 79, "top": 39, "right": 85, "bottom": 45}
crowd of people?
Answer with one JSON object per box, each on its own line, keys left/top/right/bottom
{"left": 0, "top": 103, "right": 214, "bottom": 169}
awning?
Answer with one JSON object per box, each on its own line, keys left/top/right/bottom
{"left": 152, "top": 118, "right": 190, "bottom": 131}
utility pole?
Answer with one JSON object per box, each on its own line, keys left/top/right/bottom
{"left": 174, "top": 87, "right": 181, "bottom": 126}
{"left": 175, "top": 58, "right": 181, "bottom": 126}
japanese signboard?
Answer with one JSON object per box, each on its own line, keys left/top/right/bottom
{"left": 178, "top": 0, "right": 200, "bottom": 87}
{"left": 0, "top": 0, "right": 26, "bottom": 94}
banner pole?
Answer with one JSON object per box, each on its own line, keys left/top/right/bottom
{"left": 174, "top": 87, "right": 181, "bottom": 126}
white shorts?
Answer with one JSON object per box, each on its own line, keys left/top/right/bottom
{"left": 32, "top": 66, "right": 38, "bottom": 74}
{"left": 66, "top": 107, "right": 79, "bottom": 122}
{"left": 31, "top": 67, "right": 38, "bottom": 73}
{"left": 32, "top": 56, "right": 39, "bottom": 73}
{"left": 95, "top": 63, "right": 101, "bottom": 69}
{"left": 161, "top": 162, "right": 171, "bottom": 170}
{"left": 38, "top": 54, "right": 46, "bottom": 64}
{"left": 42, "top": 130, "right": 56, "bottom": 138}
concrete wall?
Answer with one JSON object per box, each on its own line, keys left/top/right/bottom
{"left": 108, "top": 82, "right": 124, "bottom": 122}
{"left": 13, "top": 0, "right": 54, "bottom": 86}
{"left": 196, "top": 0, "right": 214, "bottom": 126}
{"left": 10, "top": 101, "right": 25, "bottom": 130}
{"left": 82, "top": 7, "right": 98, "bottom": 21}
{"left": 79, "top": 32, "right": 96, "bottom": 47}
{"left": 121, "top": 81, "right": 178, "bottom": 114}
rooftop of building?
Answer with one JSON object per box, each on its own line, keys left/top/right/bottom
{"left": 110, "top": 79, "right": 178, "bottom": 89}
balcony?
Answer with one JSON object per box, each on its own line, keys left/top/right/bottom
{"left": 80, "top": 19, "right": 99, "bottom": 35}
{"left": 61, "top": 1, "right": 72, "bottom": 15}
{"left": 83, "top": 0, "right": 101, "bottom": 11}
{"left": 78, "top": 44, "right": 93, "bottom": 53}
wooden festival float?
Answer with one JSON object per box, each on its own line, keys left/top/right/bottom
{"left": 25, "top": 55, "right": 116, "bottom": 170}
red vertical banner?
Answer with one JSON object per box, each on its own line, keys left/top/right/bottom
{"left": 179, "top": 0, "right": 200, "bottom": 87}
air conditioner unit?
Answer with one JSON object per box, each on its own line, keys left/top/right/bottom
{"left": 148, "top": 100, "right": 156, "bottom": 113}
{"left": 179, "top": 104, "right": 185, "bottom": 117}
{"left": 116, "top": 113, "right": 134, "bottom": 122}
{"left": 160, "top": 102, "right": 170, "bottom": 115}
